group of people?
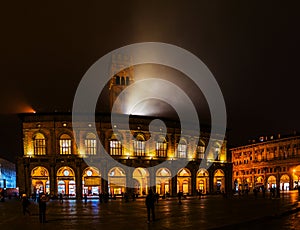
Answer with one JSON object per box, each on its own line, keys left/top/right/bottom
{"left": 19, "top": 189, "right": 159, "bottom": 224}
{"left": 21, "top": 193, "right": 49, "bottom": 223}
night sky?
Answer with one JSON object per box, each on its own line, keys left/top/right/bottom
{"left": 0, "top": 1, "right": 299, "bottom": 162}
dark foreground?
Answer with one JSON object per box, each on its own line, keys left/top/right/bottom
{"left": 1, "top": 191, "right": 300, "bottom": 230}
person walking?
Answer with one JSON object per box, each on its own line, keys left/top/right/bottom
{"left": 145, "top": 189, "right": 156, "bottom": 223}
{"left": 84, "top": 193, "right": 88, "bottom": 204}
{"left": 21, "top": 194, "right": 31, "bottom": 216}
{"left": 39, "top": 193, "right": 49, "bottom": 223}
{"left": 59, "top": 193, "right": 63, "bottom": 204}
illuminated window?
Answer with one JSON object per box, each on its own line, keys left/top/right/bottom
{"left": 156, "top": 137, "right": 167, "bottom": 157}
{"left": 59, "top": 134, "right": 71, "bottom": 155}
{"left": 85, "top": 133, "right": 96, "bottom": 155}
{"left": 197, "top": 140, "right": 205, "bottom": 159}
{"left": 134, "top": 135, "right": 145, "bottom": 156}
{"left": 110, "top": 140, "right": 122, "bottom": 155}
{"left": 33, "top": 133, "right": 46, "bottom": 155}
{"left": 177, "top": 140, "right": 187, "bottom": 158}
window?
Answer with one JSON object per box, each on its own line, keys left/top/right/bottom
{"left": 197, "top": 141, "right": 205, "bottom": 159}
{"left": 85, "top": 133, "right": 96, "bottom": 155}
{"left": 121, "top": 77, "right": 125, "bottom": 85}
{"left": 115, "top": 76, "right": 120, "bottom": 85}
{"left": 33, "top": 133, "right": 46, "bottom": 155}
{"left": 110, "top": 140, "right": 122, "bottom": 156}
{"left": 177, "top": 140, "right": 187, "bottom": 158}
{"left": 156, "top": 138, "right": 167, "bottom": 157}
{"left": 134, "top": 134, "right": 145, "bottom": 156}
{"left": 59, "top": 134, "right": 71, "bottom": 155}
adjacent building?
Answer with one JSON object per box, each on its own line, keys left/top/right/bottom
{"left": 0, "top": 158, "right": 16, "bottom": 189}
{"left": 231, "top": 134, "right": 300, "bottom": 192}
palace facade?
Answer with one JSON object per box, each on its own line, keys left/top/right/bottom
{"left": 17, "top": 112, "right": 231, "bottom": 199}
{"left": 231, "top": 134, "right": 300, "bottom": 192}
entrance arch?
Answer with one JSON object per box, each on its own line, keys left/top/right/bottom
{"left": 280, "top": 174, "right": 290, "bottom": 191}
{"left": 177, "top": 168, "right": 191, "bottom": 195}
{"left": 82, "top": 167, "right": 101, "bottom": 197}
{"left": 292, "top": 165, "right": 300, "bottom": 189}
{"left": 31, "top": 166, "right": 50, "bottom": 195}
{"left": 213, "top": 169, "right": 225, "bottom": 193}
{"left": 108, "top": 167, "right": 126, "bottom": 196}
{"left": 156, "top": 168, "right": 171, "bottom": 195}
{"left": 133, "top": 168, "right": 149, "bottom": 196}
{"left": 196, "top": 168, "right": 209, "bottom": 194}
{"left": 267, "top": 175, "right": 277, "bottom": 189}
{"left": 57, "top": 166, "right": 76, "bottom": 197}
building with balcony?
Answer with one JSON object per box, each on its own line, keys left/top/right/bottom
{"left": 17, "top": 112, "right": 231, "bottom": 199}
{"left": 231, "top": 134, "right": 300, "bottom": 193}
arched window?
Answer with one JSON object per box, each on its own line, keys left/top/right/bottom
{"left": 125, "top": 77, "right": 130, "bottom": 85}
{"left": 121, "top": 77, "right": 125, "bottom": 85}
{"left": 33, "top": 133, "right": 46, "bottom": 155}
{"left": 115, "top": 76, "right": 120, "bottom": 85}
{"left": 197, "top": 140, "right": 205, "bottom": 159}
{"left": 156, "top": 136, "right": 167, "bottom": 157}
{"left": 110, "top": 133, "right": 122, "bottom": 156}
{"left": 177, "top": 139, "right": 187, "bottom": 158}
{"left": 134, "top": 134, "right": 145, "bottom": 156}
{"left": 59, "top": 134, "right": 72, "bottom": 155}
{"left": 85, "top": 133, "right": 96, "bottom": 155}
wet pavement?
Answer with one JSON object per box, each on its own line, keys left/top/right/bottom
{"left": 1, "top": 191, "right": 300, "bottom": 230}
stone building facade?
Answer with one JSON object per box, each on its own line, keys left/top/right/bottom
{"left": 231, "top": 134, "right": 300, "bottom": 193}
{"left": 17, "top": 112, "right": 231, "bottom": 199}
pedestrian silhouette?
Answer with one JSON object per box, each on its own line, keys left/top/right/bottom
{"left": 84, "top": 193, "right": 88, "bottom": 204}
{"left": 178, "top": 191, "right": 183, "bottom": 204}
{"left": 145, "top": 189, "right": 156, "bottom": 223}
{"left": 59, "top": 193, "right": 63, "bottom": 204}
{"left": 21, "top": 194, "right": 31, "bottom": 216}
{"left": 39, "top": 193, "right": 49, "bottom": 223}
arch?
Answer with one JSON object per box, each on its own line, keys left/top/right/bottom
{"left": 57, "top": 166, "right": 76, "bottom": 197}
{"left": 108, "top": 167, "right": 126, "bottom": 196}
{"left": 135, "top": 133, "right": 145, "bottom": 141}
{"left": 178, "top": 168, "right": 191, "bottom": 177}
{"left": 31, "top": 166, "right": 50, "bottom": 195}
{"left": 292, "top": 165, "right": 300, "bottom": 189}
{"left": 33, "top": 132, "right": 46, "bottom": 155}
{"left": 213, "top": 169, "right": 225, "bottom": 193}
{"left": 133, "top": 168, "right": 149, "bottom": 196}
{"left": 110, "top": 132, "right": 123, "bottom": 141}
{"left": 33, "top": 132, "right": 45, "bottom": 139}
{"left": 267, "top": 175, "right": 277, "bottom": 189}
{"left": 59, "top": 133, "right": 72, "bottom": 155}
{"left": 82, "top": 166, "right": 101, "bottom": 196}
{"left": 177, "top": 168, "right": 191, "bottom": 195}
{"left": 60, "top": 133, "right": 71, "bottom": 139}
{"left": 197, "top": 139, "right": 206, "bottom": 159}
{"left": 133, "top": 133, "right": 146, "bottom": 156}
{"left": 196, "top": 168, "right": 209, "bottom": 194}
{"left": 156, "top": 168, "right": 171, "bottom": 177}
{"left": 156, "top": 135, "right": 168, "bottom": 157}
{"left": 280, "top": 174, "right": 290, "bottom": 191}
{"left": 156, "top": 168, "right": 171, "bottom": 196}
{"left": 86, "top": 132, "right": 96, "bottom": 139}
